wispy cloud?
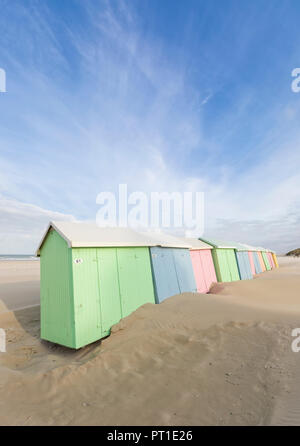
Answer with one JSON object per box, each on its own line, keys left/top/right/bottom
{"left": 0, "top": 195, "right": 76, "bottom": 254}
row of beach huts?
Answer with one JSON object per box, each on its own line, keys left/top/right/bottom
{"left": 37, "top": 221, "right": 279, "bottom": 349}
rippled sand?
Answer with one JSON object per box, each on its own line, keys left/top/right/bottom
{"left": 0, "top": 257, "right": 299, "bottom": 425}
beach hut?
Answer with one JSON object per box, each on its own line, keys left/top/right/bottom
{"left": 242, "top": 244, "right": 262, "bottom": 275}
{"left": 256, "top": 250, "right": 267, "bottom": 272}
{"left": 257, "top": 248, "right": 279, "bottom": 270}
{"left": 266, "top": 252, "right": 273, "bottom": 269}
{"left": 198, "top": 238, "right": 240, "bottom": 282}
{"left": 247, "top": 251, "right": 256, "bottom": 275}
{"left": 145, "top": 233, "right": 197, "bottom": 304}
{"left": 37, "top": 223, "right": 198, "bottom": 348}
{"left": 185, "top": 238, "right": 217, "bottom": 293}
{"left": 251, "top": 251, "right": 262, "bottom": 274}
{"left": 243, "top": 245, "right": 279, "bottom": 273}
{"left": 260, "top": 249, "right": 271, "bottom": 271}
{"left": 272, "top": 251, "right": 279, "bottom": 268}
{"left": 267, "top": 251, "right": 275, "bottom": 269}
{"left": 231, "top": 242, "right": 253, "bottom": 280}
{"left": 36, "top": 222, "right": 159, "bottom": 349}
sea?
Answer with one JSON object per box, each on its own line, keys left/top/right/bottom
{"left": 0, "top": 255, "right": 39, "bottom": 261}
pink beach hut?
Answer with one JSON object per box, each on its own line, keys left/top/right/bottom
{"left": 185, "top": 238, "right": 217, "bottom": 293}
{"left": 248, "top": 251, "right": 256, "bottom": 275}
{"left": 267, "top": 251, "right": 275, "bottom": 269}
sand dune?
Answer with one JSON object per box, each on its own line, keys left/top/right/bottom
{"left": 0, "top": 258, "right": 299, "bottom": 425}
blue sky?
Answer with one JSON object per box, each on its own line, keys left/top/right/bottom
{"left": 0, "top": 0, "right": 300, "bottom": 253}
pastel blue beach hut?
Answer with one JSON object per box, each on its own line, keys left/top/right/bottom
{"left": 252, "top": 251, "right": 262, "bottom": 274}
{"left": 232, "top": 243, "right": 253, "bottom": 280}
{"left": 145, "top": 233, "right": 197, "bottom": 304}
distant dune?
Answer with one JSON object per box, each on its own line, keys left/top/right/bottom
{"left": 286, "top": 249, "right": 300, "bottom": 257}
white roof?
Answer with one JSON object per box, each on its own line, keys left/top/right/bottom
{"left": 140, "top": 231, "right": 191, "bottom": 249}
{"left": 222, "top": 243, "right": 275, "bottom": 254}
{"left": 36, "top": 221, "right": 190, "bottom": 255}
{"left": 182, "top": 238, "right": 213, "bottom": 250}
{"left": 198, "top": 238, "right": 237, "bottom": 249}
{"left": 198, "top": 238, "right": 272, "bottom": 252}
{"left": 257, "top": 247, "right": 273, "bottom": 253}
{"left": 240, "top": 243, "right": 260, "bottom": 252}
{"left": 227, "top": 242, "right": 251, "bottom": 251}
{"left": 241, "top": 243, "right": 268, "bottom": 252}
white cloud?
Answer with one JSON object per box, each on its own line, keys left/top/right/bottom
{"left": 0, "top": 195, "right": 76, "bottom": 254}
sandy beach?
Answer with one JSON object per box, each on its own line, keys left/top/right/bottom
{"left": 0, "top": 257, "right": 300, "bottom": 426}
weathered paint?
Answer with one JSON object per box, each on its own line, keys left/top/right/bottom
{"left": 257, "top": 251, "right": 266, "bottom": 272}
{"left": 235, "top": 251, "right": 253, "bottom": 280}
{"left": 252, "top": 251, "right": 262, "bottom": 274}
{"left": 272, "top": 253, "right": 279, "bottom": 268}
{"left": 150, "top": 247, "right": 197, "bottom": 303}
{"left": 261, "top": 251, "right": 271, "bottom": 271}
{"left": 211, "top": 248, "right": 240, "bottom": 282}
{"left": 40, "top": 231, "right": 156, "bottom": 349}
{"left": 190, "top": 249, "right": 217, "bottom": 293}
{"left": 248, "top": 252, "right": 256, "bottom": 275}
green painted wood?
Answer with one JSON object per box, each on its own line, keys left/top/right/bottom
{"left": 71, "top": 246, "right": 155, "bottom": 348}
{"left": 40, "top": 234, "right": 156, "bottom": 349}
{"left": 211, "top": 248, "right": 240, "bottom": 282}
{"left": 117, "top": 247, "right": 156, "bottom": 318}
{"left": 262, "top": 251, "right": 271, "bottom": 271}
{"left": 97, "top": 248, "right": 122, "bottom": 336}
{"left": 212, "top": 249, "right": 228, "bottom": 282}
{"left": 40, "top": 230, "right": 75, "bottom": 348}
{"left": 71, "top": 248, "right": 103, "bottom": 348}
{"left": 226, "top": 249, "right": 241, "bottom": 281}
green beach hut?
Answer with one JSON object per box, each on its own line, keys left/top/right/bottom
{"left": 36, "top": 222, "right": 159, "bottom": 349}
{"left": 259, "top": 247, "right": 272, "bottom": 271}
{"left": 198, "top": 238, "right": 240, "bottom": 282}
